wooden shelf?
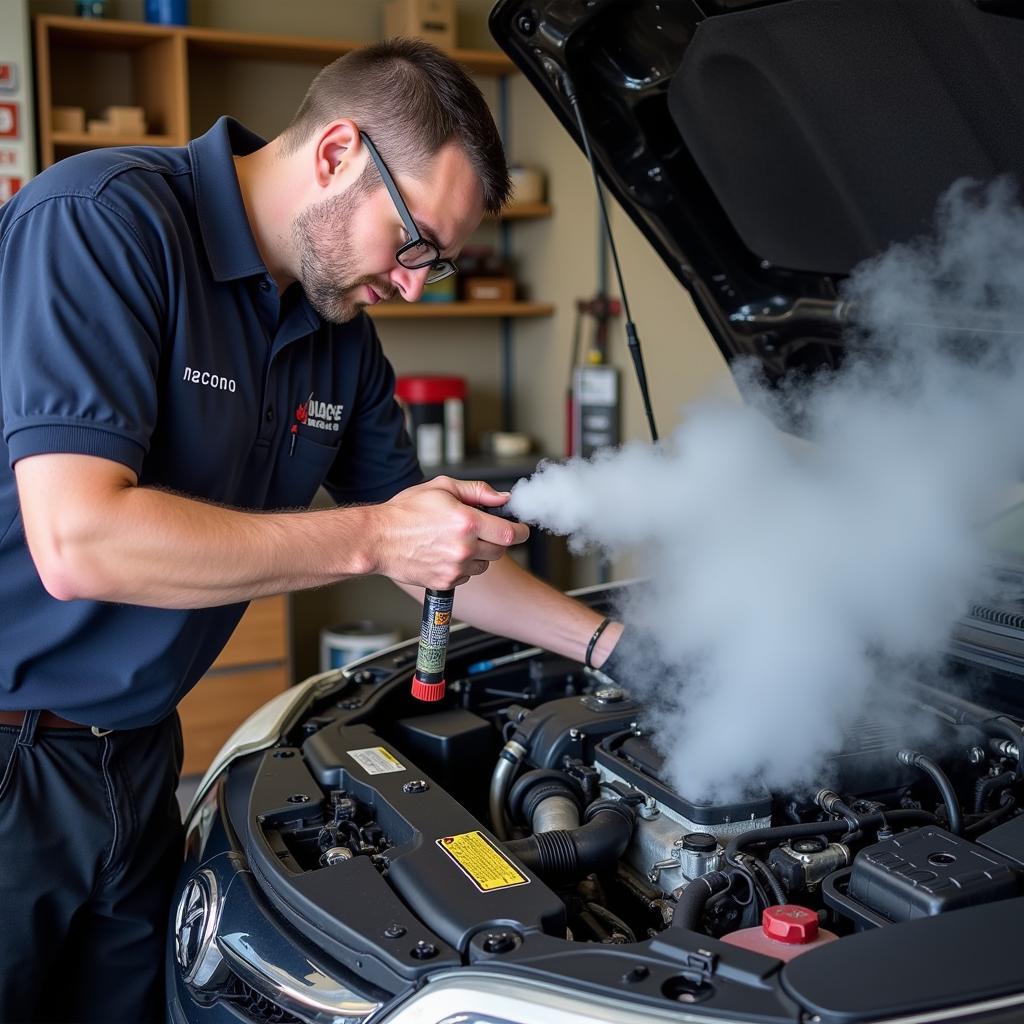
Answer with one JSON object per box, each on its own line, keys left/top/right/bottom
{"left": 36, "top": 15, "right": 515, "bottom": 75}
{"left": 53, "top": 130, "right": 179, "bottom": 149}
{"left": 370, "top": 301, "right": 554, "bottom": 319}
{"left": 42, "top": 16, "right": 178, "bottom": 46}
{"left": 492, "top": 202, "right": 553, "bottom": 221}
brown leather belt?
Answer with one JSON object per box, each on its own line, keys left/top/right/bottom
{"left": 0, "top": 710, "right": 86, "bottom": 729}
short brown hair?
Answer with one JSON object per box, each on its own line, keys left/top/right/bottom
{"left": 281, "top": 38, "right": 510, "bottom": 214}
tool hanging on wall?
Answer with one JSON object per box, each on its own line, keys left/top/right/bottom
{"left": 566, "top": 295, "right": 622, "bottom": 458}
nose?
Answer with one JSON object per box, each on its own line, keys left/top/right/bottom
{"left": 390, "top": 264, "right": 432, "bottom": 303}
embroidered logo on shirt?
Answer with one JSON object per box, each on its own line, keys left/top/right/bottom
{"left": 182, "top": 366, "right": 237, "bottom": 393}
{"left": 294, "top": 391, "right": 344, "bottom": 433}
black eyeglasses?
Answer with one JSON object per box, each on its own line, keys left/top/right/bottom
{"left": 360, "top": 132, "right": 458, "bottom": 285}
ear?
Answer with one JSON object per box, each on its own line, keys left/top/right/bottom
{"left": 312, "top": 118, "right": 367, "bottom": 189}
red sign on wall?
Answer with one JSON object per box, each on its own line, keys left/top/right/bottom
{"left": 0, "top": 103, "right": 19, "bottom": 139}
{"left": 0, "top": 64, "right": 17, "bottom": 92}
{"left": 0, "top": 176, "right": 22, "bottom": 205}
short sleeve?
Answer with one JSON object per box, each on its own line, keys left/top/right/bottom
{"left": 323, "top": 318, "right": 423, "bottom": 504}
{"left": 0, "top": 195, "right": 164, "bottom": 474}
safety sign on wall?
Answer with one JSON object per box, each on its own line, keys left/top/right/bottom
{"left": 0, "top": 102, "right": 19, "bottom": 138}
{"left": 0, "top": 176, "right": 21, "bottom": 203}
{"left": 0, "top": 63, "right": 16, "bottom": 91}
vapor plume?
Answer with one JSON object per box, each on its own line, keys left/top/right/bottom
{"left": 510, "top": 178, "right": 1024, "bottom": 801}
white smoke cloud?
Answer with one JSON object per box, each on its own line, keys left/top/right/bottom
{"left": 510, "top": 178, "right": 1024, "bottom": 801}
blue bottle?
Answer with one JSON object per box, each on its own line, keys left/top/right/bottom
{"left": 145, "top": 0, "right": 189, "bottom": 25}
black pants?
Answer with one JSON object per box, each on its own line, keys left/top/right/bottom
{"left": 0, "top": 712, "right": 185, "bottom": 1024}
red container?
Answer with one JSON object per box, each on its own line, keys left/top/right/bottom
{"left": 395, "top": 376, "right": 466, "bottom": 466}
{"left": 720, "top": 905, "right": 838, "bottom": 962}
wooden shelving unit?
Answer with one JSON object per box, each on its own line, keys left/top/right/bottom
{"left": 34, "top": 15, "right": 516, "bottom": 169}
{"left": 492, "top": 201, "right": 553, "bottom": 221}
{"left": 371, "top": 300, "right": 554, "bottom": 319}
{"left": 51, "top": 130, "right": 179, "bottom": 149}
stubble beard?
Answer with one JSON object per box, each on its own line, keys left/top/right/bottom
{"left": 292, "top": 187, "right": 396, "bottom": 324}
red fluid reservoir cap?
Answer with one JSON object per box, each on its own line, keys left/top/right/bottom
{"left": 762, "top": 905, "right": 819, "bottom": 944}
{"left": 411, "top": 675, "right": 446, "bottom": 702}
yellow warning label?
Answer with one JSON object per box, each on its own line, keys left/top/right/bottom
{"left": 347, "top": 746, "right": 405, "bottom": 775}
{"left": 436, "top": 831, "right": 530, "bottom": 892}
{"left": 434, "top": 610, "right": 451, "bottom": 626}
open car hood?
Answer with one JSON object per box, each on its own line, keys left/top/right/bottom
{"left": 489, "top": 0, "right": 1024, "bottom": 385}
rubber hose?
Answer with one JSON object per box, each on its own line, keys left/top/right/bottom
{"left": 724, "top": 820, "right": 849, "bottom": 862}
{"left": 489, "top": 737, "right": 527, "bottom": 841}
{"left": 910, "top": 683, "right": 1024, "bottom": 775}
{"left": 505, "top": 799, "right": 635, "bottom": 882}
{"left": 965, "top": 794, "right": 1017, "bottom": 837}
{"left": 973, "top": 770, "right": 1017, "bottom": 814}
{"left": 671, "top": 871, "right": 731, "bottom": 931}
{"left": 724, "top": 810, "right": 938, "bottom": 864}
{"left": 752, "top": 858, "right": 787, "bottom": 907}
{"left": 898, "top": 750, "right": 963, "bottom": 835}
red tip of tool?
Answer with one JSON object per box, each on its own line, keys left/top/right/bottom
{"left": 411, "top": 675, "right": 446, "bottom": 702}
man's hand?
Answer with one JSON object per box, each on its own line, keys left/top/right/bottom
{"left": 373, "top": 476, "right": 530, "bottom": 590}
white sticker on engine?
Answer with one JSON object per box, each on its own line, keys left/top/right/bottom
{"left": 347, "top": 746, "right": 406, "bottom": 774}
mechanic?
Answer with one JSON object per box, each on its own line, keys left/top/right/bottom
{"left": 0, "top": 38, "right": 624, "bottom": 1023}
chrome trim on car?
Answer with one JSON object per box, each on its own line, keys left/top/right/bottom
{"left": 174, "top": 868, "right": 224, "bottom": 989}
{"left": 217, "top": 930, "right": 379, "bottom": 1024}
{"left": 378, "top": 969, "right": 722, "bottom": 1024}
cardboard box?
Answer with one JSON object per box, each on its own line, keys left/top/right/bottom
{"left": 384, "top": 0, "right": 456, "bottom": 49}
{"left": 103, "top": 106, "right": 147, "bottom": 133}
{"left": 51, "top": 106, "right": 85, "bottom": 133}
{"left": 87, "top": 119, "right": 118, "bottom": 136}
{"left": 463, "top": 276, "right": 516, "bottom": 302}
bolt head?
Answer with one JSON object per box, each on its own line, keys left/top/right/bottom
{"left": 410, "top": 940, "right": 438, "bottom": 960}
{"left": 516, "top": 9, "right": 537, "bottom": 35}
{"left": 384, "top": 924, "right": 406, "bottom": 939}
{"left": 482, "top": 931, "right": 518, "bottom": 954}
{"left": 323, "top": 846, "right": 353, "bottom": 866}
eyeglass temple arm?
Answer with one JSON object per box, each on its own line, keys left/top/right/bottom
{"left": 359, "top": 132, "right": 420, "bottom": 242}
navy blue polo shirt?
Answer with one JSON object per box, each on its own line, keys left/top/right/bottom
{"left": 0, "top": 117, "right": 422, "bottom": 729}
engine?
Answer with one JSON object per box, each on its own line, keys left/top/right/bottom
{"left": 426, "top": 659, "right": 1024, "bottom": 944}
{"left": 261, "top": 651, "right": 1024, "bottom": 955}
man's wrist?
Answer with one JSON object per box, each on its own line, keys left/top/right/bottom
{"left": 590, "top": 620, "right": 624, "bottom": 670}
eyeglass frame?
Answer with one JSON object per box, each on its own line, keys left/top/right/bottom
{"left": 360, "top": 132, "right": 458, "bottom": 285}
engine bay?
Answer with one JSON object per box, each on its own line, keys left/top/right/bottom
{"left": 233, "top": 635, "right": 1024, "bottom": 982}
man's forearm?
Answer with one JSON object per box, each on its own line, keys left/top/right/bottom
{"left": 17, "top": 454, "right": 529, "bottom": 608}
{"left": 398, "top": 555, "right": 623, "bottom": 668}
{"left": 43, "top": 484, "right": 380, "bottom": 608}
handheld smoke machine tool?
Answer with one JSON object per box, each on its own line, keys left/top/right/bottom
{"left": 410, "top": 588, "right": 455, "bottom": 701}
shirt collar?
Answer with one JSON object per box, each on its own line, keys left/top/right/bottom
{"left": 189, "top": 116, "right": 272, "bottom": 283}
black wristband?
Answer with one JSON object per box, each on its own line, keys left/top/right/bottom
{"left": 584, "top": 616, "right": 613, "bottom": 669}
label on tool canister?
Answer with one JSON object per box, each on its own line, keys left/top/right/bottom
{"left": 416, "top": 591, "right": 454, "bottom": 678}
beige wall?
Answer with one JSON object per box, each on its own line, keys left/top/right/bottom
{"left": 30, "top": 0, "right": 738, "bottom": 674}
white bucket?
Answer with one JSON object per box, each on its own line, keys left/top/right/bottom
{"left": 319, "top": 622, "right": 401, "bottom": 673}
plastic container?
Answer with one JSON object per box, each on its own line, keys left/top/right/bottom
{"left": 720, "top": 905, "right": 838, "bottom": 962}
{"left": 395, "top": 375, "right": 466, "bottom": 466}
{"left": 319, "top": 622, "right": 401, "bottom": 673}
{"left": 145, "top": 0, "right": 189, "bottom": 24}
